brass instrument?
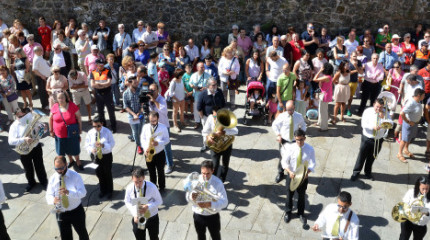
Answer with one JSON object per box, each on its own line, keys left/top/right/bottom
{"left": 392, "top": 195, "right": 426, "bottom": 223}
{"left": 14, "top": 113, "right": 47, "bottom": 155}
{"left": 206, "top": 109, "right": 237, "bottom": 153}
{"left": 373, "top": 98, "right": 393, "bottom": 158}
{"left": 184, "top": 172, "right": 220, "bottom": 214}
{"left": 96, "top": 131, "right": 103, "bottom": 159}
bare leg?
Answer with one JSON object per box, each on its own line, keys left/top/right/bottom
{"left": 179, "top": 100, "right": 185, "bottom": 125}
{"left": 172, "top": 102, "right": 179, "bottom": 127}
{"left": 25, "top": 90, "right": 33, "bottom": 108}
{"left": 86, "top": 104, "right": 92, "bottom": 121}
{"left": 340, "top": 103, "right": 345, "bottom": 121}
{"left": 333, "top": 103, "right": 339, "bottom": 122}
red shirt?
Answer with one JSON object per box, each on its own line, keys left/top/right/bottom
{"left": 400, "top": 42, "right": 416, "bottom": 65}
{"left": 38, "top": 26, "right": 52, "bottom": 52}
{"left": 289, "top": 40, "right": 304, "bottom": 61}
{"left": 51, "top": 102, "right": 79, "bottom": 138}
{"left": 418, "top": 67, "right": 430, "bottom": 93}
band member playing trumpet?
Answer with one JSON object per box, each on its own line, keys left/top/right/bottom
{"left": 186, "top": 160, "right": 228, "bottom": 240}
{"left": 124, "top": 167, "right": 162, "bottom": 240}
{"left": 202, "top": 106, "right": 238, "bottom": 183}
{"left": 350, "top": 98, "right": 385, "bottom": 181}
{"left": 399, "top": 176, "right": 430, "bottom": 240}
{"left": 85, "top": 116, "right": 115, "bottom": 199}
{"left": 46, "top": 156, "right": 89, "bottom": 240}
{"left": 312, "top": 191, "right": 359, "bottom": 240}
{"left": 8, "top": 107, "right": 48, "bottom": 192}
{"left": 140, "top": 111, "right": 170, "bottom": 191}
{"left": 281, "top": 129, "right": 315, "bottom": 224}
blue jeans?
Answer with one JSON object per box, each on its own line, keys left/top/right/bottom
{"left": 112, "top": 83, "right": 121, "bottom": 106}
{"left": 266, "top": 81, "right": 277, "bottom": 101}
{"left": 165, "top": 128, "right": 173, "bottom": 167}
{"left": 130, "top": 119, "right": 143, "bottom": 147}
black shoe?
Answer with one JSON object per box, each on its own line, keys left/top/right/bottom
{"left": 112, "top": 129, "right": 117, "bottom": 134}
{"left": 275, "top": 173, "right": 284, "bottom": 183}
{"left": 41, "top": 183, "right": 48, "bottom": 190}
{"left": 67, "top": 161, "right": 75, "bottom": 168}
{"left": 299, "top": 215, "right": 307, "bottom": 224}
{"left": 284, "top": 212, "right": 292, "bottom": 223}
{"left": 98, "top": 192, "right": 105, "bottom": 198}
{"left": 200, "top": 146, "right": 208, "bottom": 152}
{"left": 350, "top": 174, "right": 359, "bottom": 181}
{"left": 77, "top": 164, "right": 84, "bottom": 171}
{"left": 365, "top": 174, "right": 374, "bottom": 181}
{"left": 106, "top": 192, "right": 113, "bottom": 199}
{"left": 25, "top": 183, "right": 35, "bottom": 192}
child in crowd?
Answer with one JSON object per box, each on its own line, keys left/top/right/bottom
{"left": 295, "top": 80, "right": 307, "bottom": 117}
{"left": 306, "top": 93, "right": 319, "bottom": 120}
{"left": 147, "top": 53, "right": 160, "bottom": 91}
{"left": 158, "top": 61, "right": 170, "bottom": 97}
{"left": 266, "top": 93, "right": 278, "bottom": 124}
{"left": 182, "top": 64, "right": 194, "bottom": 118}
{"left": 248, "top": 89, "right": 264, "bottom": 114}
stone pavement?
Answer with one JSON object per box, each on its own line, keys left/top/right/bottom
{"left": 0, "top": 86, "right": 428, "bottom": 240}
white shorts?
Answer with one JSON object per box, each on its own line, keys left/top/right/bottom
{"left": 72, "top": 89, "right": 92, "bottom": 105}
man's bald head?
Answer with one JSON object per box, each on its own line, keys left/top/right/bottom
{"left": 286, "top": 100, "right": 295, "bottom": 115}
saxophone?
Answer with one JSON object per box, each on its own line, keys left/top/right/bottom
{"left": 146, "top": 135, "right": 156, "bottom": 163}
{"left": 15, "top": 113, "right": 47, "bottom": 155}
{"left": 96, "top": 131, "right": 103, "bottom": 159}
{"left": 51, "top": 176, "right": 64, "bottom": 221}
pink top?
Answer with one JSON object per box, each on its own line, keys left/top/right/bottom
{"left": 268, "top": 100, "right": 278, "bottom": 113}
{"left": 84, "top": 53, "right": 105, "bottom": 73}
{"left": 23, "top": 42, "right": 43, "bottom": 63}
{"left": 51, "top": 102, "right": 79, "bottom": 138}
{"left": 320, "top": 75, "right": 333, "bottom": 102}
{"left": 237, "top": 36, "right": 253, "bottom": 56}
{"left": 364, "top": 62, "right": 385, "bottom": 83}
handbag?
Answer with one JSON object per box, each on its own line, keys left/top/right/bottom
{"left": 227, "top": 57, "right": 240, "bottom": 90}
{"left": 59, "top": 106, "right": 80, "bottom": 138}
{"left": 6, "top": 92, "right": 18, "bottom": 102}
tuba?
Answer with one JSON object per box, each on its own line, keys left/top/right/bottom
{"left": 184, "top": 172, "right": 220, "bottom": 214}
{"left": 206, "top": 109, "right": 237, "bottom": 153}
{"left": 15, "top": 113, "right": 47, "bottom": 155}
{"left": 392, "top": 195, "right": 426, "bottom": 223}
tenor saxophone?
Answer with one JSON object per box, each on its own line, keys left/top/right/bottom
{"left": 136, "top": 197, "right": 147, "bottom": 230}
{"left": 146, "top": 135, "right": 156, "bottom": 163}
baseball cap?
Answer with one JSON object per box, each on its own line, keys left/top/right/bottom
{"left": 91, "top": 45, "right": 99, "bottom": 51}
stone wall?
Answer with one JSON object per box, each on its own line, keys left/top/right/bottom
{"left": 1, "top": 0, "right": 430, "bottom": 44}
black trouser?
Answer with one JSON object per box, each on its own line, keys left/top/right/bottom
{"left": 285, "top": 177, "right": 308, "bottom": 215}
{"left": 352, "top": 135, "right": 383, "bottom": 176}
{"left": 358, "top": 81, "right": 381, "bottom": 114}
{"left": 211, "top": 145, "right": 232, "bottom": 182}
{"left": 278, "top": 140, "right": 294, "bottom": 175}
{"left": 57, "top": 204, "right": 89, "bottom": 240}
{"left": 0, "top": 210, "right": 10, "bottom": 240}
{"left": 132, "top": 214, "right": 159, "bottom": 240}
{"left": 35, "top": 76, "right": 49, "bottom": 108}
{"left": 95, "top": 87, "right": 117, "bottom": 131}
{"left": 400, "top": 220, "right": 427, "bottom": 240}
{"left": 146, "top": 150, "right": 166, "bottom": 190}
{"left": 95, "top": 153, "right": 113, "bottom": 195}
{"left": 193, "top": 213, "right": 221, "bottom": 240}
{"left": 20, "top": 144, "right": 48, "bottom": 186}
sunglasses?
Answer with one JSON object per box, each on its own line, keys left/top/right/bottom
{"left": 93, "top": 125, "right": 102, "bottom": 128}
{"left": 159, "top": 27, "right": 164, "bottom": 29}
{"left": 53, "top": 71, "right": 60, "bottom": 73}
{"left": 55, "top": 166, "right": 66, "bottom": 171}
{"left": 337, "top": 204, "right": 349, "bottom": 210}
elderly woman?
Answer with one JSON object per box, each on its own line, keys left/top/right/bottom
{"left": 228, "top": 24, "right": 240, "bottom": 44}
{"left": 158, "top": 43, "right": 176, "bottom": 75}
{"left": 290, "top": 33, "right": 305, "bottom": 64}
{"left": 113, "top": 23, "right": 131, "bottom": 59}
{"left": 401, "top": 33, "right": 416, "bottom": 72}
{"left": 134, "top": 40, "right": 150, "bottom": 66}
{"left": 0, "top": 65, "right": 19, "bottom": 124}
{"left": 46, "top": 66, "right": 69, "bottom": 108}
{"left": 218, "top": 46, "right": 240, "bottom": 108}
{"left": 12, "top": 48, "right": 32, "bottom": 109}
{"left": 49, "top": 91, "right": 83, "bottom": 170}
{"left": 156, "top": 22, "right": 171, "bottom": 54}
{"left": 313, "top": 62, "right": 334, "bottom": 131}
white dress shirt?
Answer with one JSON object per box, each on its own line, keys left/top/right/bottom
{"left": 8, "top": 113, "right": 36, "bottom": 147}
{"left": 33, "top": 55, "right": 51, "bottom": 78}
{"left": 149, "top": 95, "right": 169, "bottom": 127}
{"left": 272, "top": 111, "right": 307, "bottom": 142}
{"left": 132, "top": 28, "right": 145, "bottom": 43}
{"left": 124, "top": 180, "right": 163, "bottom": 218}
{"left": 361, "top": 107, "right": 386, "bottom": 139}
{"left": 185, "top": 45, "right": 199, "bottom": 60}
{"left": 218, "top": 57, "right": 240, "bottom": 83}
{"left": 402, "top": 189, "right": 430, "bottom": 226}
{"left": 52, "top": 52, "right": 66, "bottom": 68}
{"left": 85, "top": 126, "right": 115, "bottom": 155}
{"left": 142, "top": 31, "right": 158, "bottom": 49}
{"left": 202, "top": 114, "right": 238, "bottom": 140}
{"left": 0, "top": 179, "right": 5, "bottom": 209}
{"left": 185, "top": 174, "right": 228, "bottom": 216}
{"left": 46, "top": 169, "right": 87, "bottom": 211}
{"left": 140, "top": 122, "right": 170, "bottom": 154}
{"left": 281, "top": 142, "right": 316, "bottom": 173}
{"left": 314, "top": 203, "right": 360, "bottom": 240}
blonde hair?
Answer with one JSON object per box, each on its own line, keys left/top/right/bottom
{"left": 121, "top": 55, "right": 134, "bottom": 68}
{"left": 336, "top": 36, "right": 344, "bottom": 45}
{"left": 106, "top": 53, "right": 115, "bottom": 60}
{"left": 221, "top": 46, "right": 233, "bottom": 57}
{"left": 157, "top": 22, "right": 165, "bottom": 29}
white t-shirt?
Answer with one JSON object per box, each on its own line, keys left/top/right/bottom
{"left": 267, "top": 57, "right": 287, "bottom": 82}
{"left": 168, "top": 80, "right": 185, "bottom": 102}
{"left": 142, "top": 31, "right": 158, "bottom": 49}
{"left": 344, "top": 39, "right": 359, "bottom": 55}
{"left": 185, "top": 45, "right": 199, "bottom": 60}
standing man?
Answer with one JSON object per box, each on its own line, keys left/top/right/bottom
{"left": 378, "top": 43, "right": 399, "bottom": 74}
{"left": 92, "top": 19, "right": 110, "bottom": 57}
{"left": 8, "top": 108, "right": 48, "bottom": 192}
{"left": 280, "top": 35, "right": 294, "bottom": 65}
{"left": 266, "top": 51, "right": 288, "bottom": 100}
{"left": 357, "top": 53, "right": 384, "bottom": 116}
{"left": 202, "top": 106, "right": 238, "bottom": 182}
{"left": 344, "top": 31, "right": 359, "bottom": 55}
{"left": 132, "top": 21, "right": 145, "bottom": 43}
{"left": 0, "top": 179, "right": 10, "bottom": 240}
{"left": 46, "top": 155, "right": 89, "bottom": 240}
{"left": 124, "top": 167, "right": 163, "bottom": 240}
{"left": 185, "top": 38, "right": 200, "bottom": 70}
{"left": 90, "top": 59, "right": 117, "bottom": 133}
{"left": 190, "top": 62, "right": 211, "bottom": 129}
{"left": 141, "top": 111, "right": 170, "bottom": 191}
{"left": 281, "top": 129, "right": 315, "bottom": 224}
{"left": 85, "top": 116, "right": 115, "bottom": 199}
{"left": 68, "top": 69, "right": 92, "bottom": 123}
{"left": 272, "top": 100, "right": 307, "bottom": 183}
{"left": 276, "top": 63, "right": 296, "bottom": 113}
{"left": 197, "top": 78, "right": 226, "bottom": 152}
{"left": 265, "top": 36, "right": 284, "bottom": 59}
{"left": 142, "top": 23, "right": 158, "bottom": 55}
{"left": 312, "top": 191, "right": 359, "bottom": 240}
{"left": 351, "top": 98, "right": 386, "bottom": 181}
{"left": 186, "top": 160, "right": 228, "bottom": 240}
{"left": 301, "top": 23, "right": 319, "bottom": 58}
{"left": 75, "top": 29, "right": 91, "bottom": 72}
{"left": 375, "top": 24, "right": 392, "bottom": 53}
{"left": 50, "top": 42, "right": 72, "bottom": 77}
{"left": 32, "top": 46, "right": 50, "bottom": 110}
{"left": 37, "top": 16, "right": 51, "bottom": 59}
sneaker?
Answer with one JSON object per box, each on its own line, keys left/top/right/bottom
{"left": 174, "top": 126, "right": 181, "bottom": 133}
{"left": 165, "top": 166, "right": 173, "bottom": 174}
{"left": 346, "top": 110, "right": 352, "bottom": 117}
{"left": 137, "top": 146, "right": 143, "bottom": 155}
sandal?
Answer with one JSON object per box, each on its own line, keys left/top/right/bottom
{"left": 403, "top": 151, "right": 415, "bottom": 159}
{"left": 397, "top": 154, "right": 408, "bottom": 163}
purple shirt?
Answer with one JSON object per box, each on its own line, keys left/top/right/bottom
{"left": 237, "top": 36, "right": 253, "bottom": 56}
{"left": 157, "top": 31, "right": 169, "bottom": 48}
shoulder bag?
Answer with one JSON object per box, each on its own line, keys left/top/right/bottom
{"left": 227, "top": 57, "right": 240, "bottom": 90}
{"left": 59, "top": 105, "right": 80, "bottom": 138}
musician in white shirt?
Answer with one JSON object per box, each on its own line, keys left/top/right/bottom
{"left": 8, "top": 108, "right": 48, "bottom": 192}
{"left": 272, "top": 100, "right": 307, "bottom": 183}
{"left": 124, "top": 167, "right": 163, "bottom": 240}
{"left": 140, "top": 111, "right": 170, "bottom": 191}
{"left": 399, "top": 176, "right": 430, "bottom": 240}
{"left": 281, "top": 129, "right": 315, "bottom": 224}
{"left": 85, "top": 116, "right": 115, "bottom": 199}
{"left": 46, "top": 156, "right": 89, "bottom": 240}
{"left": 350, "top": 98, "right": 385, "bottom": 181}
{"left": 202, "top": 106, "right": 238, "bottom": 183}
{"left": 0, "top": 179, "right": 11, "bottom": 240}
{"left": 312, "top": 191, "right": 359, "bottom": 240}
{"left": 186, "top": 160, "right": 228, "bottom": 240}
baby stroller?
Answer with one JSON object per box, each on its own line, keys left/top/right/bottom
{"left": 243, "top": 81, "right": 267, "bottom": 125}
{"left": 379, "top": 85, "right": 401, "bottom": 120}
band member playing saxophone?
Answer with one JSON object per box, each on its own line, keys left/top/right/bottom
{"left": 46, "top": 156, "right": 89, "bottom": 240}
{"left": 85, "top": 116, "right": 115, "bottom": 199}
{"left": 186, "top": 160, "right": 228, "bottom": 240}
{"left": 140, "top": 111, "right": 170, "bottom": 192}
{"left": 124, "top": 167, "right": 162, "bottom": 240}
{"left": 8, "top": 107, "right": 48, "bottom": 192}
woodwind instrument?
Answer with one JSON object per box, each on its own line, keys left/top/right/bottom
{"left": 96, "top": 131, "right": 103, "bottom": 159}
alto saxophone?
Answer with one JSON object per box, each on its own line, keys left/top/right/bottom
{"left": 146, "top": 135, "right": 156, "bottom": 163}
{"left": 136, "top": 197, "right": 147, "bottom": 230}
{"left": 96, "top": 131, "right": 103, "bottom": 159}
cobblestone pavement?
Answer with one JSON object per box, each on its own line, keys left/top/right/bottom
{"left": 0, "top": 86, "right": 427, "bottom": 239}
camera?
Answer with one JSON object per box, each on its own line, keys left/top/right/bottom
{"left": 139, "top": 89, "right": 153, "bottom": 104}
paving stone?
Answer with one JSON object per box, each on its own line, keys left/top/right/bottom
{"left": 89, "top": 212, "right": 122, "bottom": 239}
{"left": 7, "top": 202, "right": 50, "bottom": 239}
